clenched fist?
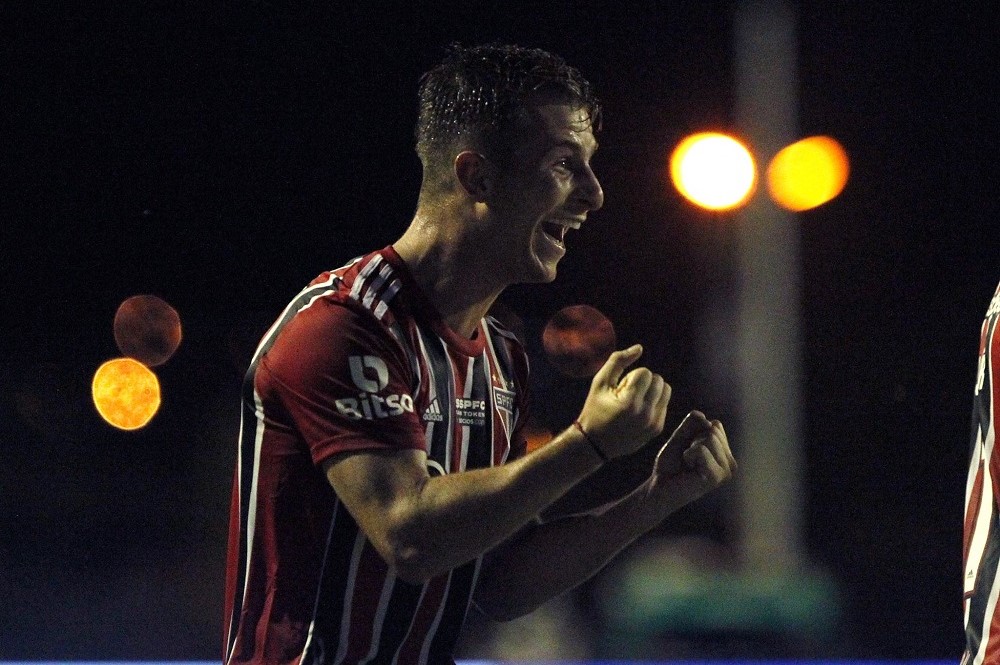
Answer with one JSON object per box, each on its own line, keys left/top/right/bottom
{"left": 575, "top": 345, "right": 671, "bottom": 460}
{"left": 652, "top": 410, "right": 736, "bottom": 503}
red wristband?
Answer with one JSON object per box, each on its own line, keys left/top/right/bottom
{"left": 573, "top": 420, "right": 608, "bottom": 462}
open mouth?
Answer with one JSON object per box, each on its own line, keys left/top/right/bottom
{"left": 542, "top": 221, "right": 569, "bottom": 245}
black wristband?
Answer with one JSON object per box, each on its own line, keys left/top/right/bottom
{"left": 573, "top": 419, "right": 608, "bottom": 462}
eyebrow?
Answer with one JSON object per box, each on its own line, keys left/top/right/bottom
{"left": 552, "top": 138, "right": 599, "bottom": 155}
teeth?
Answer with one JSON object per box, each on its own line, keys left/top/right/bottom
{"left": 542, "top": 219, "right": 582, "bottom": 247}
{"left": 543, "top": 222, "right": 566, "bottom": 245}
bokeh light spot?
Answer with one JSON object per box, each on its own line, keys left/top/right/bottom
{"left": 114, "top": 294, "right": 182, "bottom": 367}
{"left": 766, "top": 135, "right": 850, "bottom": 211}
{"left": 92, "top": 358, "right": 161, "bottom": 430}
{"left": 524, "top": 422, "right": 554, "bottom": 454}
{"left": 670, "top": 132, "right": 757, "bottom": 211}
{"left": 542, "top": 305, "right": 617, "bottom": 379}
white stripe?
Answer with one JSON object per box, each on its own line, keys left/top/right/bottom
{"left": 249, "top": 274, "right": 339, "bottom": 366}
{"left": 226, "top": 390, "right": 267, "bottom": 665}
{"left": 459, "top": 356, "right": 475, "bottom": 471}
{"left": 967, "top": 436, "right": 985, "bottom": 520}
{"left": 389, "top": 584, "right": 433, "bottom": 665}
{"left": 416, "top": 573, "right": 453, "bottom": 665}
{"left": 386, "top": 320, "right": 415, "bottom": 376}
{"left": 300, "top": 289, "right": 338, "bottom": 314}
{"left": 415, "top": 558, "right": 483, "bottom": 665}
{"left": 482, "top": 349, "right": 497, "bottom": 466}
{"left": 973, "top": 563, "right": 1000, "bottom": 665}
{"left": 968, "top": 433, "right": 995, "bottom": 597}
{"left": 333, "top": 531, "right": 369, "bottom": 665}
{"left": 375, "top": 279, "right": 403, "bottom": 320}
{"left": 987, "top": 326, "right": 998, "bottom": 471}
{"left": 249, "top": 255, "right": 361, "bottom": 367}
{"left": 350, "top": 255, "right": 384, "bottom": 302}
{"left": 224, "top": 406, "right": 249, "bottom": 664}
{"left": 359, "top": 571, "right": 399, "bottom": 664}
{"left": 363, "top": 263, "right": 394, "bottom": 310}
{"left": 482, "top": 334, "right": 508, "bottom": 459}
{"left": 416, "top": 331, "right": 437, "bottom": 450}
{"left": 300, "top": 502, "right": 344, "bottom": 660}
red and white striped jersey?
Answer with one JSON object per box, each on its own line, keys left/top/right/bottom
{"left": 223, "top": 247, "right": 529, "bottom": 665}
{"left": 964, "top": 280, "right": 1000, "bottom": 665}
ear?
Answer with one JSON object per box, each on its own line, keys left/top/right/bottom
{"left": 454, "top": 151, "right": 492, "bottom": 200}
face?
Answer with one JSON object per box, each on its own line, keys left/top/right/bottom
{"left": 484, "top": 100, "right": 604, "bottom": 284}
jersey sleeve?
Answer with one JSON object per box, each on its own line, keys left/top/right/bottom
{"left": 255, "top": 297, "right": 426, "bottom": 466}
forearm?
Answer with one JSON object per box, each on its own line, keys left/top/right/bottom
{"left": 473, "top": 476, "right": 686, "bottom": 620}
{"left": 382, "top": 426, "right": 603, "bottom": 582}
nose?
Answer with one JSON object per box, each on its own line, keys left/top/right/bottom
{"left": 575, "top": 164, "right": 604, "bottom": 212}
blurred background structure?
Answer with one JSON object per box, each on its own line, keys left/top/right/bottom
{"left": 3, "top": 0, "right": 997, "bottom": 661}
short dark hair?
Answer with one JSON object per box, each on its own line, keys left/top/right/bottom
{"left": 415, "top": 43, "right": 601, "bottom": 174}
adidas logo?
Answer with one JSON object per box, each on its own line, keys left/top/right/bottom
{"left": 422, "top": 398, "right": 444, "bottom": 422}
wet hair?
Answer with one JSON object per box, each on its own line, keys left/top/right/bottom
{"left": 415, "top": 43, "right": 601, "bottom": 182}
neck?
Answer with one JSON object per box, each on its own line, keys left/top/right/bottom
{"left": 393, "top": 210, "right": 506, "bottom": 339}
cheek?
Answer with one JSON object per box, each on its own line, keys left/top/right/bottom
{"left": 528, "top": 175, "right": 570, "bottom": 204}
{"left": 495, "top": 173, "right": 566, "bottom": 218}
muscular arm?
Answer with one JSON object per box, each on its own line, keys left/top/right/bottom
{"left": 323, "top": 345, "right": 670, "bottom": 585}
{"left": 324, "top": 424, "right": 600, "bottom": 584}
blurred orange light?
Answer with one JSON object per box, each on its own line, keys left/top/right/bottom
{"left": 542, "top": 304, "right": 617, "bottom": 379}
{"left": 92, "top": 357, "right": 161, "bottom": 430}
{"left": 766, "top": 136, "right": 849, "bottom": 211}
{"left": 670, "top": 132, "right": 757, "bottom": 211}
{"left": 524, "top": 425, "right": 554, "bottom": 454}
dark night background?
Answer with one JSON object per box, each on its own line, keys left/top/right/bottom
{"left": 2, "top": 0, "right": 997, "bottom": 660}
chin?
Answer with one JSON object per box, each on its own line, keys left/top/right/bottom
{"left": 521, "top": 260, "right": 559, "bottom": 284}
{"left": 539, "top": 266, "right": 559, "bottom": 283}
{"left": 520, "top": 243, "right": 563, "bottom": 284}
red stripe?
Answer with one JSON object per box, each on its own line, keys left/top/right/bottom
{"left": 987, "top": 610, "right": 1000, "bottom": 665}
{"left": 393, "top": 575, "right": 449, "bottom": 663}
{"left": 223, "top": 466, "right": 242, "bottom": 661}
{"left": 341, "top": 542, "right": 391, "bottom": 662}
{"left": 966, "top": 462, "right": 986, "bottom": 564}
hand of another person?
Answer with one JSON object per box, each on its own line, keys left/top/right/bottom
{"left": 575, "top": 345, "right": 671, "bottom": 459}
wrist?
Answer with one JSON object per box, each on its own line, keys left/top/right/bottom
{"left": 572, "top": 419, "right": 608, "bottom": 463}
{"left": 643, "top": 473, "right": 692, "bottom": 523}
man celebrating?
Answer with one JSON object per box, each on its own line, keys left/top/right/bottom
{"left": 223, "top": 43, "right": 736, "bottom": 665}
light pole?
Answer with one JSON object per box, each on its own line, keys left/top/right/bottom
{"left": 733, "top": 0, "right": 806, "bottom": 571}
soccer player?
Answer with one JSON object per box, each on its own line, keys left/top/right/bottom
{"left": 223, "top": 43, "right": 737, "bottom": 665}
{"left": 964, "top": 280, "right": 1000, "bottom": 664}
